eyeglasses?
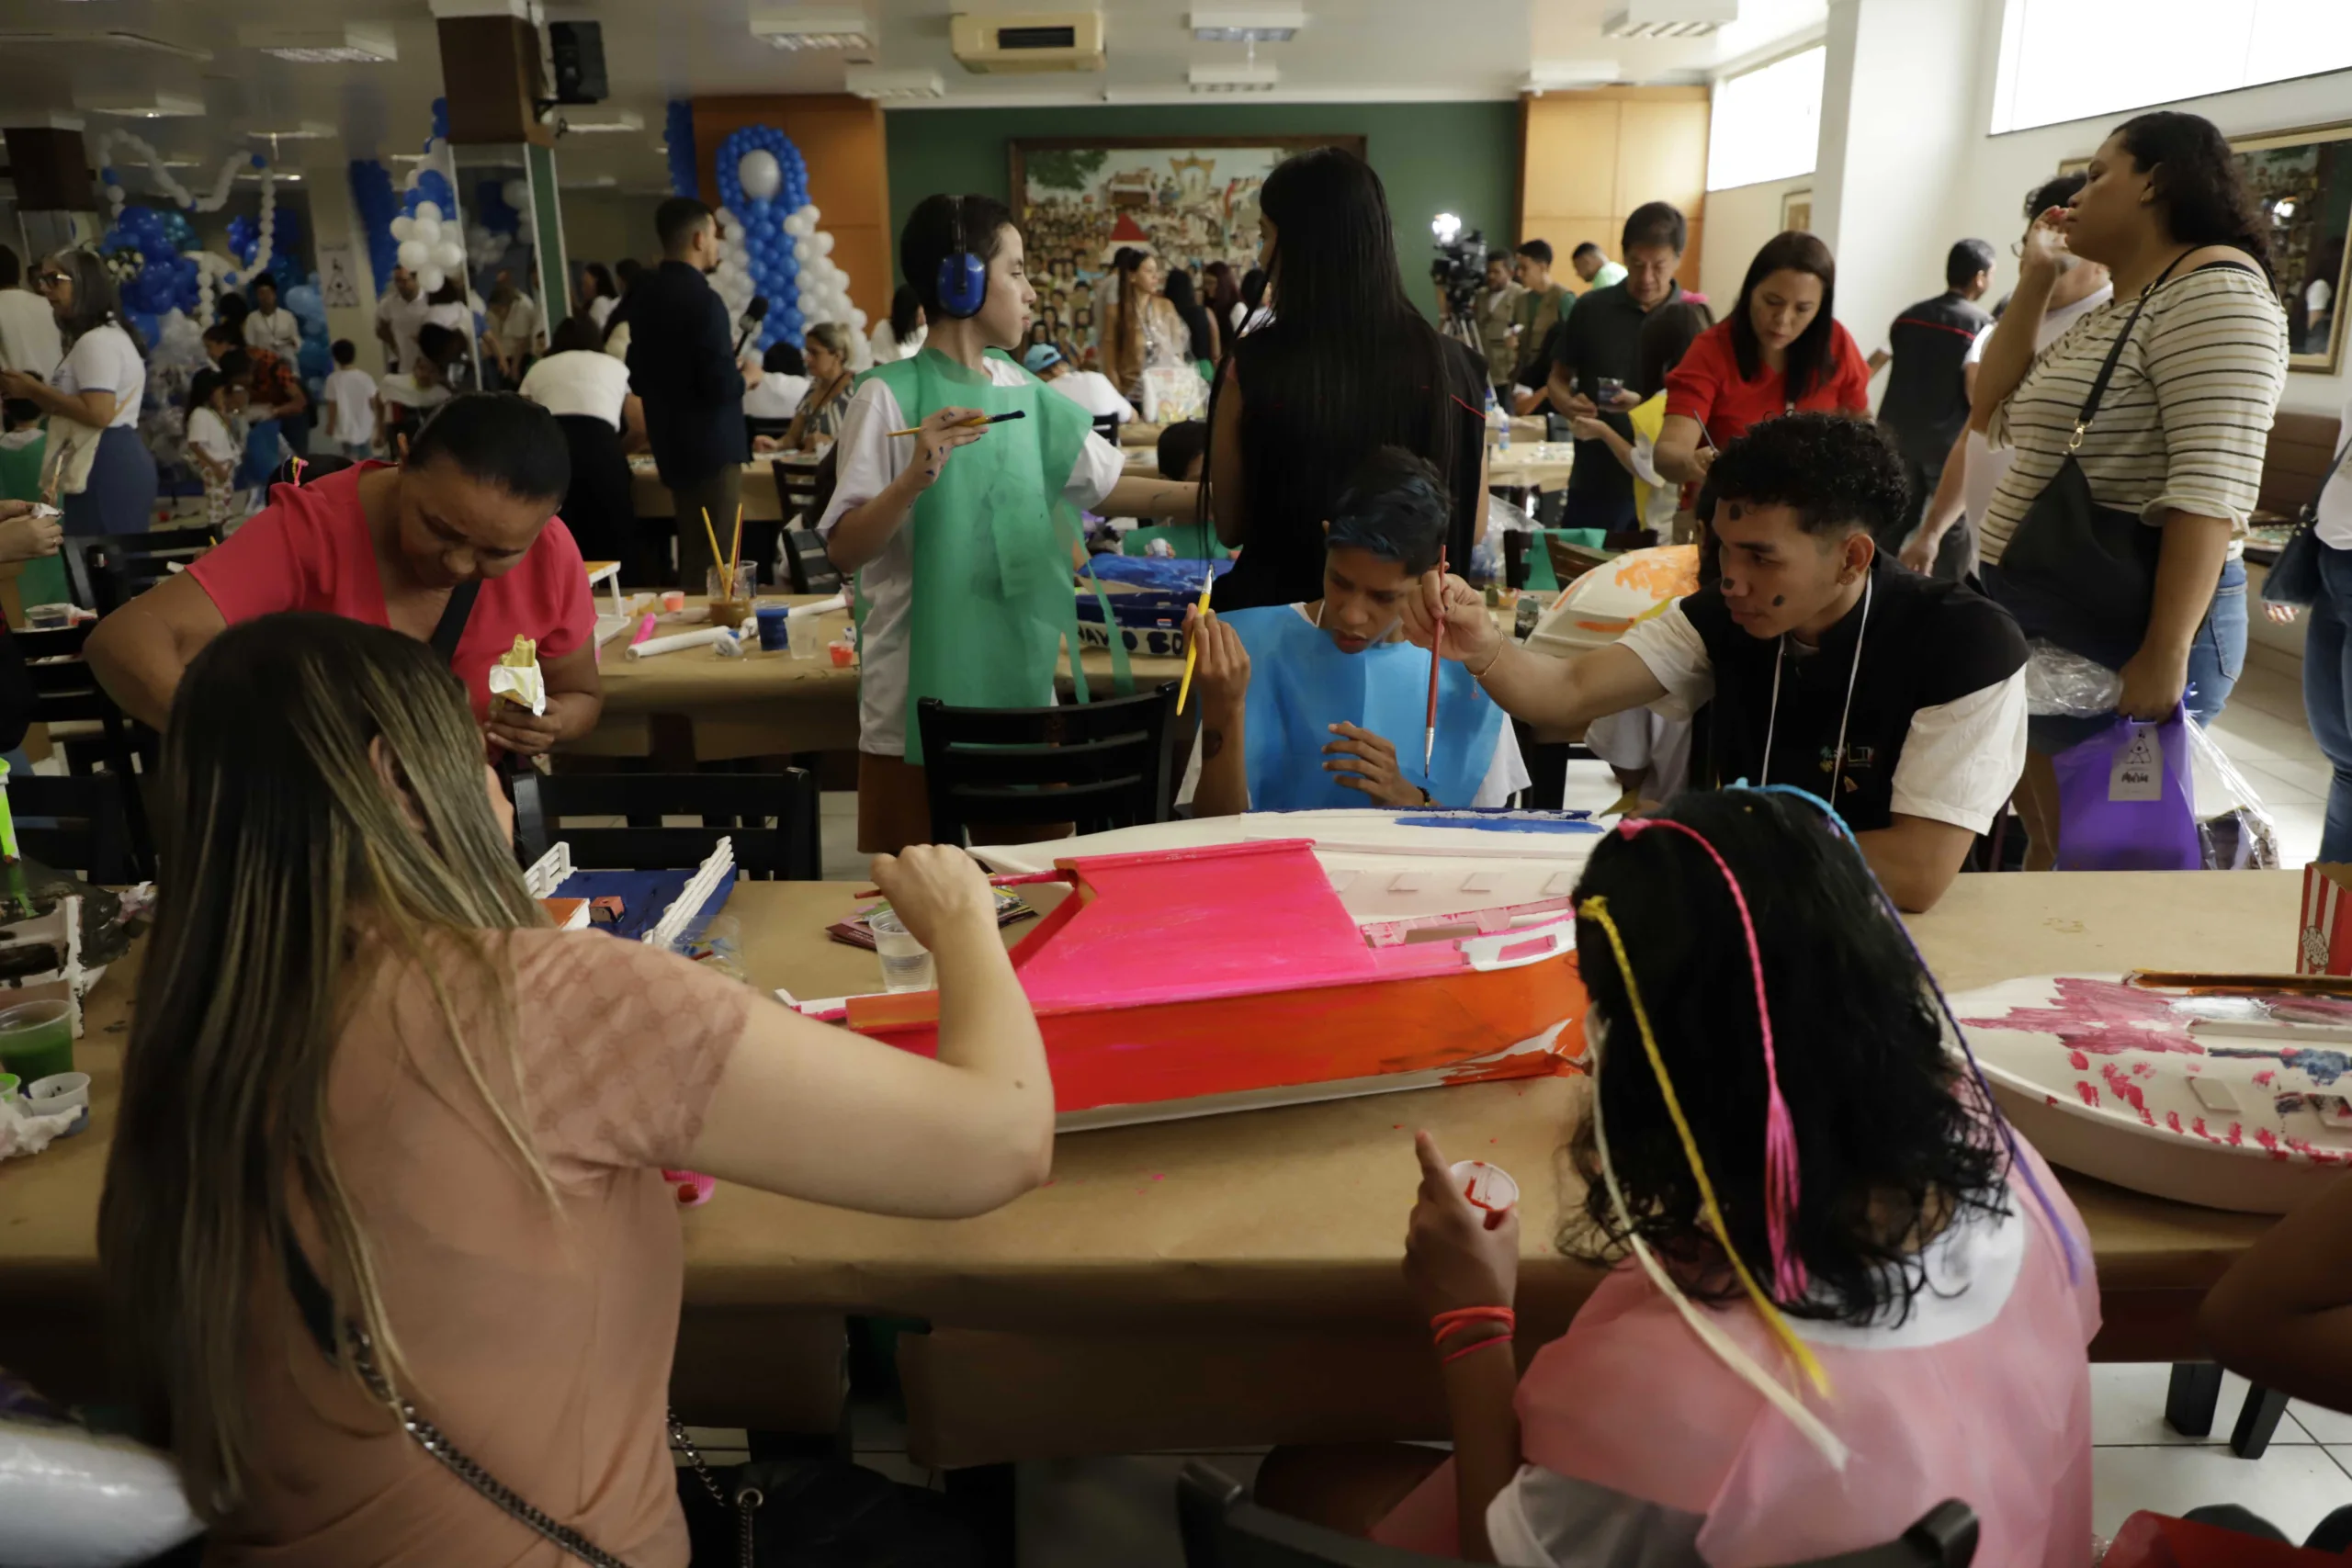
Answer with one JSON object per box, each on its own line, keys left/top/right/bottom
{"left": 32, "top": 271, "right": 69, "bottom": 288}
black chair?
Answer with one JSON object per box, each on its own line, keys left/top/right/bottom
{"left": 785, "top": 529, "right": 843, "bottom": 595}
{"left": 915, "top": 682, "right": 1180, "bottom": 847}
{"left": 511, "top": 769, "right": 820, "bottom": 880}
{"left": 16, "top": 623, "right": 155, "bottom": 878}
{"left": 1175, "top": 1463, "right": 1979, "bottom": 1568}
{"left": 7, "top": 770, "right": 138, "bottom": 884}
{"left": 61, "top": 525, "right": 220, "bottom": 614}
{"left": 772, "top": 457, "right": 823, "bottom": 528}
{"left": 1091, "top": 412, "right": 1123, "bottom": 446}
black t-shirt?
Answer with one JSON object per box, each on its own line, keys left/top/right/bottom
{"left": 1217, "top": 331, "right": 1487, "bottom": 611}
{"left": 1874, "top": 291, "right": 1991, "bottom": 468}
{"left": 1681, "top": 558, "right": 2027, "bottom": 832}
{"left": 1551, "top": 281, "right": 1685, "bottom": 501}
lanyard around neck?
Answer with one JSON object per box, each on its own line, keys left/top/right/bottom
{"left": 1759, "top": 572, "right": 1872, "bottom": 798}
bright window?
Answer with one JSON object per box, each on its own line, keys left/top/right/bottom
{"left": 1706, "top": 46, "right": 1825, "bottom": 191}
{"left": 1991, "top": 0, "right": 2352, "bottom": 135}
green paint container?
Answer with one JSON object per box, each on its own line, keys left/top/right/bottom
{"left": 0, "top": 999, "right": 74, "bottom": 1084}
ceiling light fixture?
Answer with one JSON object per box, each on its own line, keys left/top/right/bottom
{"left": 239, "top": 22, "right": 397, "bottom": 62}
{"left": 245, "top": 121, "right": 338, "bottom": 141}
{"left": 79, "top": 92, "right": 209, "bottom": 118}
{"left": 561, "top": 110, "right": 644, "bottom": 132}
{"left": 1188, "top": 62, "right": 1279, "bottom": 93}
{"left": 1188, "top": 8, "right": 1303, "bottom": 43}
{"left": 1600, "top": 0, "right": 1738, "bottom": 40}
{"left": 750, "top": 7, "right": 872, "bottom": 51}
{"left": 843, "top": 66, "right": 946, "bottom": 99}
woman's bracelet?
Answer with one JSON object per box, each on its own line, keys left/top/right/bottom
{"left": 1466, "top": 640, "right": 1505, "bottom": 681}
{"left": 1441, "top": 1330, "right": 1515, "bottom": 1367}
{"left": 1430, "top": 1305, "right": 1516, "bottom": 1348}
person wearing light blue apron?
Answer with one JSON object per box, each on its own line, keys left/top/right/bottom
{"left": 1182, "top": 446, "right": 1526, "bottom": 816}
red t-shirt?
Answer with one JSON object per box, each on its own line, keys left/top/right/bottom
{"left": 1663, "top": 317, "right": 1871, "bottom": 448}
{"left": 188, "top": 462, "right": 594, "bottom": 722}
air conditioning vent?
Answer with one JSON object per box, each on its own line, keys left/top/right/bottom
{"left": 950, "top": 11, "right": 1104, "bottom": 73}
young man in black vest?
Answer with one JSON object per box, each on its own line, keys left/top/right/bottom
{"left": 1407, "top": 412, "right": 2027, "bottom": 912}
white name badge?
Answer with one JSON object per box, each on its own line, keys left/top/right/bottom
{"left": 2109, "top": 726, "right": 2164, "bottom": 803}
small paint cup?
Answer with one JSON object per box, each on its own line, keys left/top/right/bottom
{"left": 756, "top": 604, "right": 792, "bottom": 651}
{"left": 661, "top": 589, "right": 686, "bottom": 614}
{"left": 1451, "top": 1159, "right": 1520, "bottom": 1231}
{"left": 867, "top": 908, "right": 935, "bottom": 994}
{"left": 786, "top": 614, "right": 826, "bottom": 660}
{"left": 0, "top": 1072, "right": 17, "bottom": 1106}
{"left": 829, "top": 638, "right": 854, "bottom": 668}
{"left": 0, "top": 999, "right": 74, "bottom": 1086}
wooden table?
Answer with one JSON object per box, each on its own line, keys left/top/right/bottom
{"left": 569, "top": 594, "right": 1188, "bottom": 763}
{"left": 0, "top": 870, "right": 2291, "bottom": 1463}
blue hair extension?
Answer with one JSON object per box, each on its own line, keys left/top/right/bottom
{"left": 1745, "top": 782, "right": 2087, "bottom": 1284}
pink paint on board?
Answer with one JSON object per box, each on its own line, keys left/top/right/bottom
{"left": 2100, "top": 1062, "right": 2146, "bottom": 1115}
{"left": 2165, "top": 1111, "right": 2184, "bottom": 1135}
{"left": 2256, "top": 1127, "right": 2289, "bottom": 1161}
{"left": 1960, "top": 976, "right": 2203, "bottom": 1057}
{"left": 2075, "top": 1082, "right": 2099, "bottom": 1108}
{"left": 2256, "top": 1070, "right": 2278, "bottom": 1088}
{"left": 2066, "top": 1050, "right": 2089, "bottom": 1071}
{"left": 2193, "top": 1116, "right": 2215, "bottom": 1142}
{"left": 2227, "top": 1122, "right": 2245, "bottom": 1147}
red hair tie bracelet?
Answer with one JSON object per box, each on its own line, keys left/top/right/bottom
{"left": 1430, "top": 1305, "right": 1516, "bottom": 1348}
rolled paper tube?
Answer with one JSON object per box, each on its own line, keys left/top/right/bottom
{"left": 628, "top": 627, "right": 738, "bottom": 660}
{"left": 787, "top": 593, "right": 849, "bottom": 617}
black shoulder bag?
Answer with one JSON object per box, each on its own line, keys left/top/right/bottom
{"left": 2258, "top": 434, "right": 2352, "bottom": 610}
{"left": 1992, "top": 251, "right": 2195, "bottom": 664}
{"left": 429, "top": 579, "right": 481, "bottom": 664}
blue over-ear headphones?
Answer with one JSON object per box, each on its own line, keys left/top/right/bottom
{"left": 935, "top": 195, "right": 988, "bottom": 320}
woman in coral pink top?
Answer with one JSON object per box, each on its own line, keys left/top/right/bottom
{"left": 85, "top": 392, "right": 601, "bottom": 758}
{"left": 1654, "top": 231, "right": 1872, "bottom": 491}
{"left": 1259, "top": 788, "right": 2098, "bottom": 1567}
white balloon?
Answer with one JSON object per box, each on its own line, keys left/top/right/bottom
{"left": 849, "top": 308, "right": 868, "bottom": 332}
{"left": 397, "top": 239, "right": 428, "bottom": 271}
{"left": 737, "top": 149, "right": 782, "bottom": 203}
{"left": 800, "top": 205, "right": 820, "bottom": 226}
{"left": 793, "top": 239, "right": 812, "bottom": 263}
{"left": 413, "top": 218, "right": 443, "bottom": 248}
{"left": 390, "top": 215, "right": 413, "bottom": 242}
{"left": 814, "top": 231, "right": 834, "bottom": 256}
{"left": 403, "top": 169, "right": 423, "bottom": 191}
{"left": 418, "top": 265, "right": 446, "bottom": 294}
{"left": 414, "top": 200, "right": 442, "bottom": 225}
{"left": 502, "top": 177, "right": 530, "bottom": 210}
{"left": 432, "top": 240, "right": 465, "bottom": 271}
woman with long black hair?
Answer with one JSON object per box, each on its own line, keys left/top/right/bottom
{"left": 1100, "top": 246, "right": 1184, "bottom": 406}
{"left": 1204, "top": 148, "right": 1487, "bottom": 611}
{"left": 0, "top": 249, "right": 158, "bottom": 534}
{"left": 1651, "top": 231, "right": 1870, "bottom": 488}
{"left": 1163, "top": 265, "right": 1220, "bottom": 371}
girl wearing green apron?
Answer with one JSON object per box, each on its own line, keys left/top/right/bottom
{"left": 819, "top": 193, "right": 1200, "bottom": 854}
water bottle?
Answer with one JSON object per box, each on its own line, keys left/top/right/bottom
{"left": 1486, "top": 387, "right": 1510, "bottom": 451}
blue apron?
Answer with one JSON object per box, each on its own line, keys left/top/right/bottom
{"left": 1223, "top": 604, "right": 1504, "bottom": 810}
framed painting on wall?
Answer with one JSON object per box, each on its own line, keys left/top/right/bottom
{"left": 1008, "top": 134, "right": 1363, "bottom": 367}
{"left": 1780, "top": 187, "right": 1813, "bottom": 233}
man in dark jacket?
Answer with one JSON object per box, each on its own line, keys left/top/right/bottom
{"left": 628, "top": 198, "right": 750, "bottom": 589}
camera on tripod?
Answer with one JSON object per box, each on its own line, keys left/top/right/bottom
{"left": 1428, "top": 212, "right": 1488, "bottom": 335}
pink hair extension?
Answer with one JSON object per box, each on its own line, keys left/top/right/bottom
{"left": 1615, "top": 817, "right": 1807, "bottom": 1302}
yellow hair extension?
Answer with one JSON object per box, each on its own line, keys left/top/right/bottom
{"left": 1582, "top": 896, "right": 1830, "bottom": 1397}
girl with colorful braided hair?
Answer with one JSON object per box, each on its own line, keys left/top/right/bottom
{"left": 1261, "top": 787, "right": 2098, "bottom": 1565}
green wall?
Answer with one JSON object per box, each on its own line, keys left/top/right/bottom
{"left": 881, "top": 100, "right": 1521, "bottom": 314}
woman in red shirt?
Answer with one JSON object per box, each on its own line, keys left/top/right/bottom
{"left": 1654, "top": 231, "right": 1871, "bottom": 487}
{"left": 86, "top": 392, "right": 600, "bottom": 756}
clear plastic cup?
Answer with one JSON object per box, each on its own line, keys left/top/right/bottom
{"left": 1450, "top": 1159, "right": 1520, "bottom": 1231}
{"left": 786, "top": 614, "right": 826, "bottom": 660}
{"left": 867, "top": 908, "right": 935, "bottom": 993}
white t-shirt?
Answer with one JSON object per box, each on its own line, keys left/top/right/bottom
{"left": 588, "top": 295, "right": 616, "bottom": 331}
{"left": 377, "top": 289, "right": 433, "bottom": 373}
{"left": 743, "top": 373, "right": 810, "bottom": 422}
{"left": 2311, "top": 277, "right": 2335, "bottom": 317}
{"left": 1959, "top": 283, "right": 2113, "bottom": 536}
{"left": 2314, "top": 387, "right": 2352, "bottom": 550}
{"left": 0, "top": 288, "right": 62, "bottom": 378}
{"left": 870, "top": 320, "right": 927, "bottom": 364}
{"left": 492, "top": 295, "right": 540, "bottom": 355}
{"left": 1046, "top": 369, "right": 1136, "bottom": 423}
{"left": 53, "top": 324, "right": 146, "bottom": 428}
{"left": 817, "top": 366, "right": 1125, "bottom": 756}
{"left": 519, "top": 349, "right": 631, "bottom": 431}
{"left": 322, "top": 367, "right": 378, "bottom": 445}
{"left": 243, "top": 307, "right": 302, "bottom": 362}
{"left": 1618, "top": 602, "right": 2029, "bottom": 835}
{"left": 185, "top": 404, "right": 239, "bottom": 467}
{"left": 1175, "top": 604, "right": 1531, "bottom": 809}
{"left": 378, "top": 374, "right": 451, "bottom": 413}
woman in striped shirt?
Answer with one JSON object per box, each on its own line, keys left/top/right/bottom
{"left": 1974, "top": 111, "right": 2288, "bottom": 756}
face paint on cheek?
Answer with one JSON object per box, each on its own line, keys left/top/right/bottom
{"left": 1771, "top": 595, "right": 1786, "bottom": 607}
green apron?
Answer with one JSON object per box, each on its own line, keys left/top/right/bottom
{"left": 858, "top": 347, "right": 1129, "bottom": 765}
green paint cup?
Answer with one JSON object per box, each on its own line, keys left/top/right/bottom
{"left": 0, "top": 999, "right": 74, "bottom": 1085}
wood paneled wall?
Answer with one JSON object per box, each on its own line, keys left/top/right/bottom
{"left": 692, "top": 96, "right": 891, "bottom": 325}
{"left": 1518, "top": 86, "right": 1709, "bottom": 295}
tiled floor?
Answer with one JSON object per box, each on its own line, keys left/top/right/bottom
{"left": 2208, "top": 660, "right": 2333, "bottom": 869}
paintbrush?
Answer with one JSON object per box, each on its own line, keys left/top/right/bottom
{"left": 726, "top": 501, "right": 744, "bottom": 592}
{"left": 1423, "top": 546, "right": 1446, "bottom": 776}
{"left": 885, "top": 409, "right": 1029, "bottom": 439}
{"left": 1176, "top": 564, "right": 1215, "bottom": 715}
{"left": 851, "top": 868, "right": 1069, "bottom": 898}
{"left": 698, "top": 507, "right": 726, "bottom": 585}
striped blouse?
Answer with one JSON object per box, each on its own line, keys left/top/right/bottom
{"left": 1980, "top": 262, "right": 2288, "bottom": 566}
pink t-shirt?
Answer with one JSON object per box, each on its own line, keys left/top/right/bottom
{"left": 1376, "top": 1138, "right": 2099, "bottom": 1567}
{"left": 187, "top": 462, "right": 594, "bottom": 722}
